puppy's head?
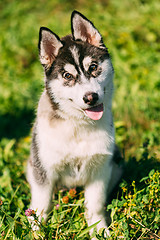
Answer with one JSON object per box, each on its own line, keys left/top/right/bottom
{"left": 38, "top": 11, "right": 114, "bottom": 121}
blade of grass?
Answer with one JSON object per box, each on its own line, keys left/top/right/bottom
{"left": 77, "top": 220, "right": 101, "bottom": 238}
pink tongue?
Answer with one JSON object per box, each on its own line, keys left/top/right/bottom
{"left": 85, "top": 103, "right": 104, "bottom": 120}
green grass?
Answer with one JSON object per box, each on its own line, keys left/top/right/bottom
{"left": 0, "top": 0, "right": 160, "bottom": 239}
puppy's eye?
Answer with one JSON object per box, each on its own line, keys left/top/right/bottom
{"left": 63, "top": 72, "right": 73, "bottom": 80}
{"left": 89, "top": 63, "right": 98, "bottom": 73}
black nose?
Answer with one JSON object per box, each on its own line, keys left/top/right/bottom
{"left": 83, "top": 92, "right": 99, "bottom": 106}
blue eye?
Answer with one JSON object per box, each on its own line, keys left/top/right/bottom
{"left": 89, "top": 63, "right": 98, "bottom": 72}
{"left": 63, "top": 72, "right": 73, "bottom": 80}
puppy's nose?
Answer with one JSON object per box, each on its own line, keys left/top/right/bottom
{"left": 83, "top": 92, "right": 99, "bottom": 106}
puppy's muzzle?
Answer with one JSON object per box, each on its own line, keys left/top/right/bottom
{"left": 83, "top": 92, "right": 99, "bottom": 106}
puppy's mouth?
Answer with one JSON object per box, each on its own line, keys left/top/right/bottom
{"left": 84, "top": 103, "right": 104, "bottom": 120}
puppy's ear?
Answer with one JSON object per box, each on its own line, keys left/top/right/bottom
{"left": 38, "top": 27, "right": 63, "bottom": 69}
{"left": 71, "top": 11, "right": 104, "bottom": 48}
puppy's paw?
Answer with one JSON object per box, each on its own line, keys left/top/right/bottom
{"left": 27, "top": 215, "right": 40, "bottom": 231}
{"left": 91, "top": 228, "right": 110, "bottom": 240}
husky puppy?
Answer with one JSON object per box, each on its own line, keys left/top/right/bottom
{"left": 27, "top": 11, "right": 122, "bottom": 237}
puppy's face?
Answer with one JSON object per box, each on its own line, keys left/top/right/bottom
{"left": 39, "top": 11, "right": 114, "bottom": 120}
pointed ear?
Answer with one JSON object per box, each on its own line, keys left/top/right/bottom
{"left": 38, "top": 27, "right": 63, "bottom": 69}
{"left": 71, "top": 11, "right": 104, "bottom": 48}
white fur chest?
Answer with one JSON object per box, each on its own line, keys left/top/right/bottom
{"left": 37, "top": 113, "right": 114, "bottom": 170}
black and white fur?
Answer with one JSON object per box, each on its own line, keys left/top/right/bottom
{"left": 27, "top": 11, "right": 122, "bottom": 238}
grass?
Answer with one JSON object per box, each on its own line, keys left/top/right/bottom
{"left": 0, "top": 0, "right": 160, "bottom": 239}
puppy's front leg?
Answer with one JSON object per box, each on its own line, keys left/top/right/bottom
{"left": 30, "top": 181, "right": 53, "bottom": 221}
{"left": 27, "top": 163, "right": 57, "bottom": 229}
{"left": 84, "top": 163, "right": 112, "bottom": 237}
